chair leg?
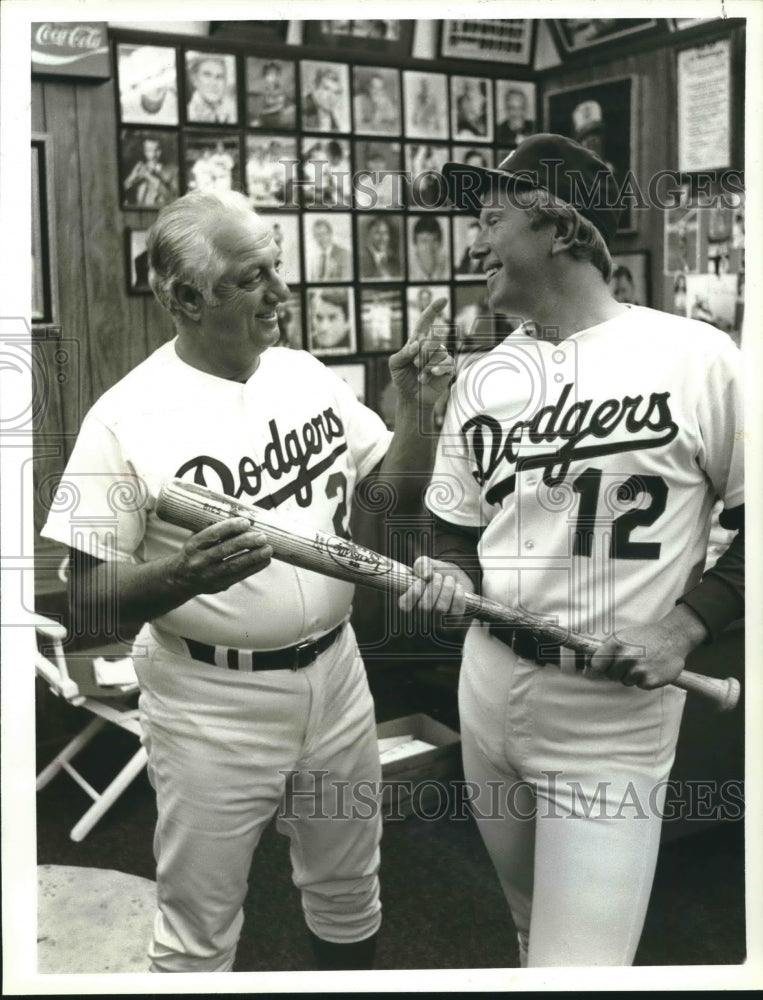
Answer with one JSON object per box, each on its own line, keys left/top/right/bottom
{"left": 36, "top": 717, "right": 107, "bottom": 790}
{"left": 70, "top": 746, "right": 149, "bottom": 842}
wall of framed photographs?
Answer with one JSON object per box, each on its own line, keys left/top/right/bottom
{"left": 112, "top": 27, "right": 539, "bottom": 416}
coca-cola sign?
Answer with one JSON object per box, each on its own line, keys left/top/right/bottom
{"left": 32, "top": 22, "right": 111, "bottom": 80}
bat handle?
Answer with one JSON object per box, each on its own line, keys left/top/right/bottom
{"left": 670, "top": 670, "right": 740, "bottom": 712}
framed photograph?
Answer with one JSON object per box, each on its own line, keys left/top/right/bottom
{"left": 306, "top": 286, "right": 357, "bottom": 356}
{"left": 299, "top": 136, "right": 352, "bottom": 209}
{"left": 300, "top": 60, "right": 351, "bottom": 134}
{"left": 120, "top": 128, "right": 179, "bottom": 210}
{"left": 352, "top": 66, "right": 401, "bottom": 136}
{"left": 303, "top": 212, "right": 353, "bottom": 283}
{"left": 117, "top": 43, "right": 178, "bottom": 126}
{"left": 407, "top": 284, "right": 452, "bottom": 335}
{"left": 677, "top": 39, "right": 731, "bottom": 173}
{"left": 325, "top": 361, "right": 367, "bottom": 403}
{"left": 276, "top": 292, "right": 304, "bottom": 350}
{"left": 184, "top": 50, "right": 238, "bottom": 125}
{"left": 245, "top": 134, "right": 298, "bottom": 207}
{"left": 126, "top": 228, "right": 151, "bottom": 294}
{"left": 450, "top": 75, "right": 493, "bottom": 143}
{"left": 494, "top": 80, "right": 537, "bottom": 148}
{"left": 357, "top": 214, "right": 405, "bottom": 282}
{"left": 609, "top": 251, "right": 649, "bottom": 307}
{"left": 685, "top": 272, "right": 741, "bottom": 344}
{"left": 210, "top": 20, "right": 289, "bottom": 44}
{"left": 407, "top": 214, "right": 452, "bottom": 283}
{"left": 663, "top": 186, "right": 700, "bottom": 274}
{"left": 360, "top": 288, "right": 404, "bottom": 353}
{"left": 246, "top": 57, "right": 297, "bottom": 129}
{"left": 452, "top": 215, "right": 483, "bottom": 279}
{"left": 183, "top": 132, "right": 241, "bottom": 194}
{"left": 402, "top": 71, "right": 449, "bottom": 141}
{"left": 454, "top": 284, "right": 514, "bottom": 352}
{"left": 450, "top": 146, "right": 494, "bottom": 170}
{"left": 303, "top": 20, "right": 414, "bottom": 57}
{"left": 258, "top": 213, "right": 301, "bottom": 285}
{"left": 552, "top": 18, "right": 659, "bottom": 55}
{"left": 31, "top": 134, "right": 58, "bottom": 324}
{"left": 404, "top": 143, "right": 451, "bottom": 211}
{"left": 354, "top": 141, "right": 403, "bottom": 210}
{"left": 440, "top": 19, "right": 535, "bottom": 66}
{"left": 545, "top": 76, "right": 637, "bottom": 232}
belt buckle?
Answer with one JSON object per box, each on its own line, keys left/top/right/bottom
{"left": 292, "top": 639, "right": 317, "bottom": 671}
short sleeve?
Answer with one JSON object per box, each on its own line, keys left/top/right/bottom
{"left": 425, "top": 377, "right": 484, "bottom": 529}
{"left": 695, "top": 337, "right": 743, "bottom": 509}
{"left": 321, "top": 364, "right": 392, "bottom": 480}
{"left": 40, "top": 411, "right": 149, "bottom": 562}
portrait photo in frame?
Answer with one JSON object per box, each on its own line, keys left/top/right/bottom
{"left": 360, "top": 287, "right": 404, "bottom": 353}
{"left": 183, "top": 132, "right": 241, "bottom": 195}
{"left": 276, "top": 292, "right": 304, "bottom": 350}
{"left": 450, "top": 75, "right": 493, "bottom": 144}
{"left": 494, "top": 79, "right": 537, "bottom": 148}
{"left": 402, "top": 71, "right": 449, "bottom": 141}
{"left": 303, "top": 212, "right": 353, "bottom": 283}
{"left": 354, "top": 141, "right": 403, "bottom": 210}
{"left": 245, "top": 134, "right": 298, "bottom": 207}
{"left": 245, "top": 57, "right": 297, "bottom": 130}
{"left": 300, "top": 60, "right": 351, "bottom": 134}
{"left": 545, "top": 76, "right": 637, "bottom": 232}
{"left": 356, "top": 214, "right": 405, "bottom": 282}
{"left": 184, "top": 50, "right": 238, "bottom": 125}
{"left": 125, "top": 227, "right": 151, "bottom": 294}
{"left": 119, "top": 128, "right": 179, "bottom": 210}
{"left": 258, "top": 212, "right": 302, "bottom": 285}
{"left": 609, "top": 251, "right": 650, "bottom": 307}
{"left": 306, "top": 286, "right": 357, "bottom": 356}
{"left": 117, "top": 43, "right": 178, "bottom": 126}
{"left": 352, "top": 66, "right": 402, "bottom": 137}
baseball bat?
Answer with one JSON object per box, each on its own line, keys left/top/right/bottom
{"left": 155, "top": 479, "right": 740, "bottom": 712}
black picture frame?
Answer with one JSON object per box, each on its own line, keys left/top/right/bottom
{"left": 352, "top": 66, "right": 402, "bottom": 137}
{"left": 493, "top": 79, "right": 537, "bottom": 149}
{"left": 116, "top": 42, "right": 179, "bottom": 126}
{"left": 356, "top": 214, "right": 406, "bottom": 283}
{"left": 450, "top": 75, "right": 494, "bottom": 144}
{"left": 245, "top": 57, "right": 298, "bottom": 130}
{"left": 439, "top": 18, "right": 535, "bottom": 66}
{"left": 353, "top": 140, "right": 404, "bottom": 211}
{"left": 402, "top": 70, "right": 449, "bottom": 141}
{"left": 306, "top": 286, "right": 357, "bottom": 357}
{"left": 303, "top": 212, "right": 354, "bottom": 283}
{"left": 182, "top": 131, "right": 242, "bottom": 195}
{"left": 126, "top": 227, "right": 151, "bottom": 295}
{"left": 552, "top": 18, "right": 660, "bottom": 55}
{"left": 544, "top": 76, "right": 637, "bottom": 233}
{"left": 244, "top": 134, "right": 298, "bottom": 207}
{"left": 31, "top": 134, "right": 59, "bottom": 324}
{"left": 184, "top": 49, "right": 239, "bottom": 125}
{"left": 299, "top": 60, "right": 352, "bottom": 134}
{"left": 359, "top": 287, "right": 405, "bottom": 353}
{"left": 119, "top": 127, "right": 180, "bottom": 211}
{"left": 303, "top": 20, "right": 415, "bottom": 57}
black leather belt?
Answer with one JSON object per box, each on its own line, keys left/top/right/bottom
{"left": 488, "top": 624, "right": 589, "bottom": 671}
{"left": 183, "top": 622, "right": 345, "bottom": 672}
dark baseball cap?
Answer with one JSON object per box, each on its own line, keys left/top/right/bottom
{"left": 442, "top": 132, "right": 623, "bottom": 246}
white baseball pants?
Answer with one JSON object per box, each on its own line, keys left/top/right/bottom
{"left": 458, "top": 623, "right": 686, "bottom": 967}
{"left": 132, "top": 621, "right": 382, "bottom": 973}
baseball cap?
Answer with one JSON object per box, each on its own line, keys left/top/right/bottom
{"left": 442, "top": 132, "right": 623, "bottom": 246}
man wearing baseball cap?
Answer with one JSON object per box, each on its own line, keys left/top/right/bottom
{"left": 400, "top": 134, "right": 744, "bottom": 966}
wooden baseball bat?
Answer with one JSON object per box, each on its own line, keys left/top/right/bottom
{"left": 155, "top": 479, "right": 740, "bottom": 712}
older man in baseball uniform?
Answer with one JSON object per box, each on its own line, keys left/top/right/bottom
{"left": 41, "top": 189, "right": 452, "bottom": 973}
{"left": 399, "top": 134, "right": 744, "bottom": 966}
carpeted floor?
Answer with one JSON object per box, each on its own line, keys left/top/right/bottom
{"left": 34, "top": 664, "right": 746, "bottom": 972}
